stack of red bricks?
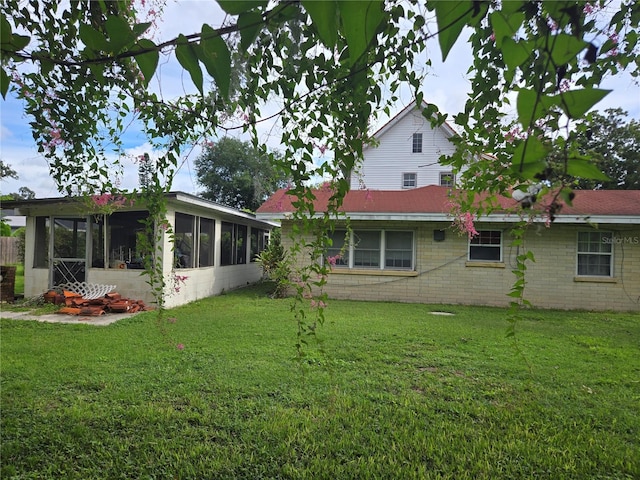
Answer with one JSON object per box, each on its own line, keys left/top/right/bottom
{"left": 44, "top": 291, "right": 153, "bottom": 316}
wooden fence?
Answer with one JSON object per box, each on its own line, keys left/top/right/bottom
{"left": 0, "top": 237, "right": 19, "bottom": 265}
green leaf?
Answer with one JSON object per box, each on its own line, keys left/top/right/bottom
{"left": 337, "top": 1, "right": 385, "bottom": 65}
{"left": 549, "top": 34, "right": 588, "bottom": 66}
{"left": 302, "top": 0, "right": 338, "bottom": 49}
{"left": 490, "top": 10, "right": 525, "bottom": 48}
{"left": 105, "top": 15, "right": 135, "bottom": 53}
{"left": 512, "top": 136, "right": 551, "bottom": 178}
{"left": 1, "top": 14, "right": 12, "bottom": 44}
{"left": 175, "top": 35, "right": 203, "bottom": 95}
{"left": 500, "top": 1, "right": 526, "bottom": 15}
{"left": 433, "top": 1, "right": 471, "bottom": 60}
{"left": 40, "top": 58, "right": 54, "bottom": 77}
{"left": 198, "top": 24, "right": 231, "bottom": 98}
{"left": 516, "top": 89, "right": 559, "bottom": 129}
{"left": 559, "top": 187, "right": 575, "bottom": 207}
{"left": 133, "top": 39, "right": 159, "bottom": 86}
{"left": 566, "top": 159, "right": 609, "bottom": 180}
{"left": 79, "top": 24, "right": 110, "bottom": 52}
{"left": 88, "top": 63, "right": 105, "bottom": 82}
{"left": 237, "top": 11, "right": 262, "bottom": 50}
{"left": 1, "top": 66, "right": 9, "bottom": 99}
{"left": 217, "top": 0, "right": 267, "bottom": 15}
{"left": 501, "top": 38, "right": 531, "bottom": 71}
{"left": 556, "top": 88, "right": 611, "bottom": 119}
{"left": 2, "top": 30, "right": 30, "bottom": 52}
{"left": 132, "top": 22, "right": 152, "bottom": 39}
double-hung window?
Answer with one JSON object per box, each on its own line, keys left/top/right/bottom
{"left": 385, "top": 231, "right": 413, "bottom": 268}
{"left": 577, "top": 231, "right": 612, "bottom": 276}
{"left": 402, "top": 172, "right": 417, "bottom": 189}
{"left": 353, "top": 231, "right": 380, "bottom": 267}
{"left": 468, "top": 230, "right": 502, "bottom": 262}
{"left": 439, "top": 172, "right": 455, "bottom": 187}
{"left": 326, "top": 230, "right": 414, "bottom": 270}
{"left": 326, "top": 230, "right": 349, "bottom": 266}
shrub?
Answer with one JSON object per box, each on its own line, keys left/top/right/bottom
{"left": 255, "top": 228, "right": 290, "bottom": 298}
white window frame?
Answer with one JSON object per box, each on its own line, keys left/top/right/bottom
{"left": 402, "top": 172, "right": 417, "bottom": 189}
{"left": 576, "top": 231, "right": 613, "bottom": 277}
{"left": 468, "top": 230, "right": 502, "bottom": 262}
{"left": 325, "top": 229, "right": 415, "bottom": 271}
{"left": 439, "top": 171, "right": 455, "bottom": 187}
{"left": 412, "top": 133, "right": 423, "bottom": 153}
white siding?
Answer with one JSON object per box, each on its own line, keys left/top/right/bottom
{"left": 351, "top": 108, "right": 457, "bottom": 190}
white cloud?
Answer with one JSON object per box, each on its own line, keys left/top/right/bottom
{"left": 0, "top": 124, "right": 12, "bottom": 141}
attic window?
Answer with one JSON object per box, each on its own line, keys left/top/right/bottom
{"left": 412, "top": 133, "right": 423, "bottom": 153}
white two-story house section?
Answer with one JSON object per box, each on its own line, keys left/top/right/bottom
{"left": 350, "top": 101, "right": 459, "bottom": 190}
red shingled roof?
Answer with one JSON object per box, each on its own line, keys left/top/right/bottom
{"left": 257, "top": 185, "right": 640, "bottom": 217}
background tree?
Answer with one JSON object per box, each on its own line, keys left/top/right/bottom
{"left": 0, "top": 160, "right": 18, "bottom": 181}
{"left": 9, "top": 187, "right": 36, "bottom": 200}
{"left": 195, "top": 137, "right": 289, "bottom": 212}
{"left": 547, "top": 108, "right": 640, "bottom": 189}
{"left": 1, "top": 163, "right": 34, "bottom": 236}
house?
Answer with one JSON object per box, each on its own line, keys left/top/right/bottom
{"left": 3, "top": 192, "right": 277, "bottom": 308}
{"left": 257, "top": 185, "right": 640, "bottom": 311}
{"left": 257, "top": 103, "right": 640, "bottom": 312}
{"left": 349, "top": 101, "right": 460, "bottom": 190}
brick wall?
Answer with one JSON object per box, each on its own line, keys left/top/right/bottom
{"left": 281, "top": 220, "right": 640, "bottom": 312}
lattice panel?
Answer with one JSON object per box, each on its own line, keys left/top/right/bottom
{"left": 57, "top": 282, "right": 116, "bottom": 300}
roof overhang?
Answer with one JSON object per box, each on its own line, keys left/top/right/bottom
{"left": 256, "top": 211, "right": 640, "bottom": 225}
{"left": 166, "top": 192, "right": 278, "bottom": 228}
{"left": 3, "top": 192, "right": 279, "bottom": 229}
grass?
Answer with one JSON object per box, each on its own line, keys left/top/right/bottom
{"left": 1, "top": 282, "right": 639, "bottom": 479}
{"left": 12, "top": 263, "right": 24, "bottom": 295}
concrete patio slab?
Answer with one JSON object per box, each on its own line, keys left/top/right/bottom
{"left": 0, "top": 309, "right": 142, "bottom": 326}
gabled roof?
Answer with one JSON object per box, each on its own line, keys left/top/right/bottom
{"left": 256, "top": 186, "right": 640, "bottom": 224}
{"left": 367, "top": 101, "right": 458, "bottom": 144}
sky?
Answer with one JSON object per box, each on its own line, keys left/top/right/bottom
{"left": 1, "top": 0, "right": 639, "bottom": 199}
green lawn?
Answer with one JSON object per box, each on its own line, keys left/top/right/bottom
{"left": 12, "top": 263, "right": 24, "bottom": 295}
{"left": 1, "top": 283, "right": 638, "bottom": 479}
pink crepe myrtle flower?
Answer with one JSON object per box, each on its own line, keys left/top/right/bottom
{"left": 607, "top": 32, "right": 619, "bottom": 57}
{"left": 172, "top": 274, "right": 189, "bottom": 293}
{"left": 454, "top": 212, "right": 479, "bottom": 239}
{"left": 45, "top": 127, "right": 66, "bottom": 148}
{"left": 364, "top": 189, "right": 374, "bottom": 202}
{"left": 91, "top": 193, "right": 129, "bottom": 210}
{"left": 326, "top": 254, "right": 340, "bottom": 266}
{"left": 310, "top": 299, "right": 327, "bottom": 309}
